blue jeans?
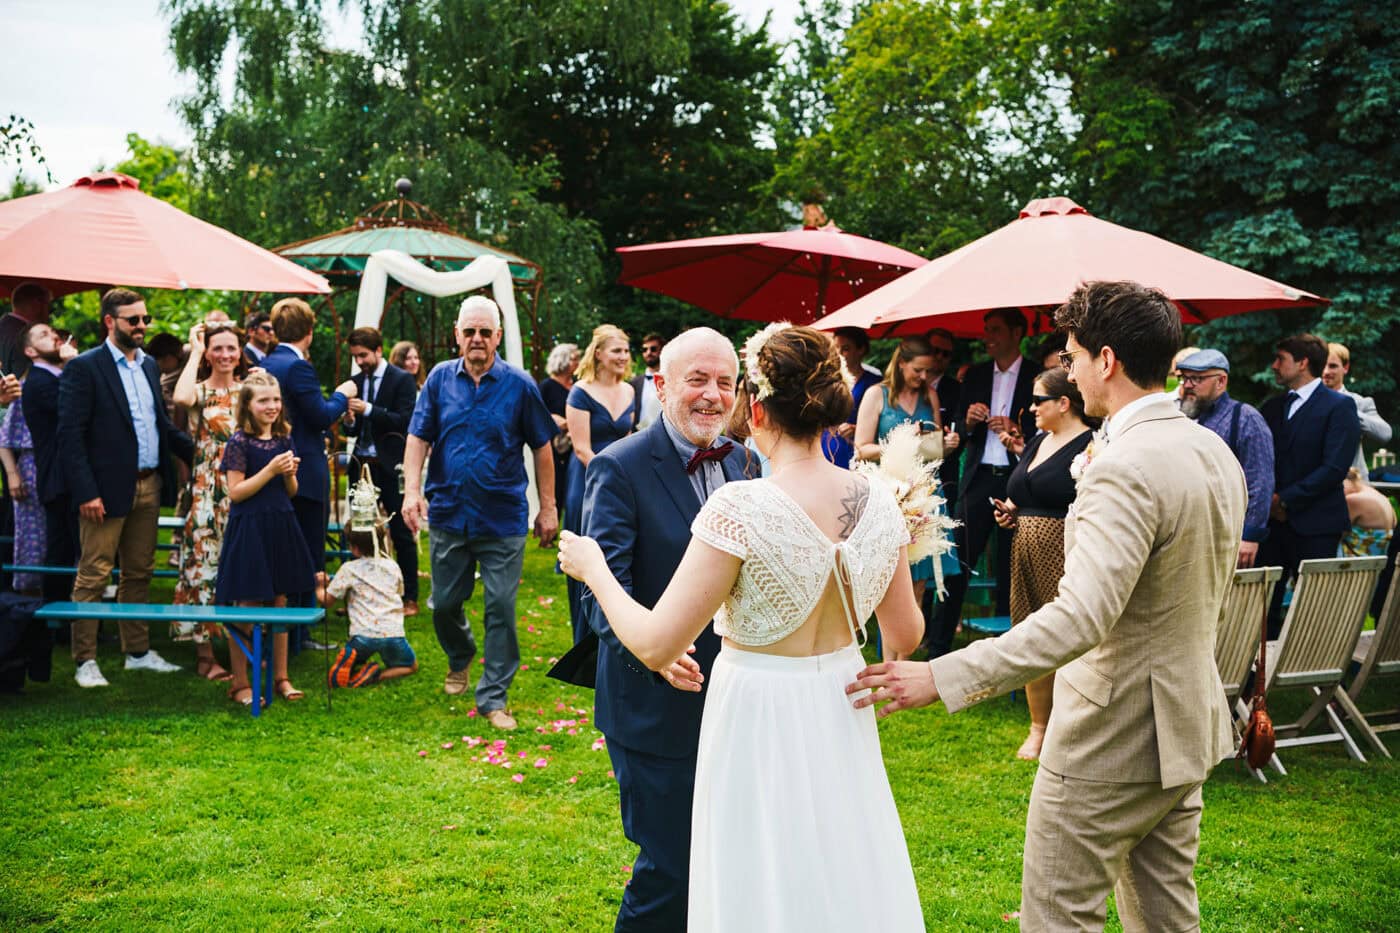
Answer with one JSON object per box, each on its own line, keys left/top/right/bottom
{"left": 428, "top": 528, "right": 525, "bottom": 712}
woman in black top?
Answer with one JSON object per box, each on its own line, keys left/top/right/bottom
{"left": 991, "top": 368, "right": 1097, "bottom": 760}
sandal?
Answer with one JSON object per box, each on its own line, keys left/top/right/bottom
{"left": 227, "top": 684, "right": 254, "bottom": 707}
{"left": 275, "top": 678, "right": 305, "bottom": 702}
{"left": 197, "top": 657, "right": 234, "bottom": 682}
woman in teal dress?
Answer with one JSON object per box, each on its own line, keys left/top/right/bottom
{"left": 564, "top": 325, "right": 636, "bottom": 642}
{"left": 853, "top": 336, "right": 961, "bottom": 612}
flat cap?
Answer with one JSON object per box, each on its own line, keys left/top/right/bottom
{"left": 1176, "top": 348, "right": 1230, "bottom": 373}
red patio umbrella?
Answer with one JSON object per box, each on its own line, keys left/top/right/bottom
{"left": 616, "top": 227, "right": 927, "bottom": 324}
{"left": 811, "top": 197, "right": 1327, "bottom": 337}
{"left": 0, "top": 172, "right": 330, "bottom": 298}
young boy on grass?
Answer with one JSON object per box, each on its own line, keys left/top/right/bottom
{"left": 320, "top": 525, "right": 418, "bottom": 688}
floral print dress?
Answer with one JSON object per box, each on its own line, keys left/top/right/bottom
{"left": 172, "top": 383, "right": 239, "bottom": 641}
{"left": 0, "top": 400, "right": 43, "bottom": 592}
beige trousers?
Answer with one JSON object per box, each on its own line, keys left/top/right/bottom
{"left": 70, "top": 473, "right": 162, "bottom": 662}
{"left": 1020, "top": 766, "right": 1204, "bottom": 933}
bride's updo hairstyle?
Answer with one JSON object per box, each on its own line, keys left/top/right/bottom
{"left": 746, "top": 326, "right": 852, "bottom": 439}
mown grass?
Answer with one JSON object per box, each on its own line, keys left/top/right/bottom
{"left": 2, "top": 540, "right": 1398, "bottom": 931}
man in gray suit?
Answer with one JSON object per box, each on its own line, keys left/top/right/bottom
{"left": 1322, "top": 341, "right": 1391, "bottom": 475}
{"left": 850, "top": 281, "right": 1247, "bottom": 932}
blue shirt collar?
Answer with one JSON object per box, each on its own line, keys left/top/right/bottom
{"left": 105, "top": 338, "right": 146, "bottom": 368}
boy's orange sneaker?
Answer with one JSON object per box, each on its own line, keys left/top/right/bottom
{"left": 349, "top": 662, "right": 382, "bottom": 688}
{"left": 328, "top": 647, "right": 358, "bottom": 688}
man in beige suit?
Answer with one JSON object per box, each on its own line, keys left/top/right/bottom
{"left": 850, "top": 280, "right": 1247, "bottom": 931}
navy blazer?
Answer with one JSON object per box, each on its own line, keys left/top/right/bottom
{"left": 57, "top": 344, "right": 193, "bottom": 516}
{"left": 1259, "top": 383, "right": 1359, "bottom": 536}
{"left": 342, "top": 363, "right": 416, "bottom": 467}
{"left": 955, "top": 357, "right": 1041, "bottom": 494}
{"left": 260, "top": 345, "right": 348, "bottom": 503}
{"left": 21, "top": 365, "right": 63, "bottom": 504}
{"left": 581, "top": 419, "right": 747, "bottom": 759}
{"left": 933, "top": 372, "right": 962, "bottom": 492}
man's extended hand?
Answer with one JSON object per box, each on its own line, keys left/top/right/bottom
{"left": 846, "top": 660, "right": 940, "bottom": 718}
{"left": 1237, "top": 540, "right": 1259, "bottom": 569}
{"left": 660, "top": 644, "right": 704, "bottom": 693}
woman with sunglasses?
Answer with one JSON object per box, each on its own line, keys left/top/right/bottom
{"left": 169, "top": 321, "right": 250, "bottom": 682}
{"left": 990, "top": 367, "right": 1098, "bottom": 760}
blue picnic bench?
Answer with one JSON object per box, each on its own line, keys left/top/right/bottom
{"left": 34, "top": 601, "right": 327, "bottom": 718}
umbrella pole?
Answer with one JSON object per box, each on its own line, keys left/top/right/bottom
{"left": 815, "top": 255, "right": 832, "bottom": 320}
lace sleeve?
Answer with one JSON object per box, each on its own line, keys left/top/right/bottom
{"left": 691, "top": 482, "right": 749, "bottom": 560}
{"left": 220, "top": 431, "right": 248, "bottom": 474}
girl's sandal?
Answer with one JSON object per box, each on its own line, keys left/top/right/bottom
{"left": 275, "top": 679, "right": 305, "bottom": 702}
{"left": 197, "top": 658, "right": 234, "bottom": 682}
{"left": 227, "top": 685, "right": 254, "bottom": 707}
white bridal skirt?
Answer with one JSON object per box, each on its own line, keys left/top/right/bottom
{"left": 689, "top": 642, "right": 925, "bottom": 932}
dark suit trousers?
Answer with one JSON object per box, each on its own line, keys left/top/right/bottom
{"left": 1258, "top": 523, "right": 1343, "bottom": 638}
{"left": 930, "top": 467, "right": 1012, "bottom": 656}
{"left": 607, "top": 740, "right": 697, "bottom": 933}
{"left": 42, "top": 496, "right": 78, "bottom": 605}
{"left": 291, "top": 496, "right": 327, "bottom": 612}
{"left": 1372, "top": 529, "right": 1400, "bottom": 620}
{"left": 351, "top": 455, "right": 418, "bottom": 602}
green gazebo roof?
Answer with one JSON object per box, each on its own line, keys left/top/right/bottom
{"left": 275, "top": 193, "right": 540, "bottom": 284}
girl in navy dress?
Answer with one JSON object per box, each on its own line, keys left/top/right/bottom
{"left": 215, "top": 372, "right": 317, "bottom": 706}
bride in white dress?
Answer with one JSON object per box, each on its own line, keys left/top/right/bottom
{"left": 560, "top": 325, "right": 926, "bottom": 932}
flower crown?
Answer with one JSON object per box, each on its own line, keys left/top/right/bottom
{"left": 741, "top": 321, "right": 793, "bottom": 401}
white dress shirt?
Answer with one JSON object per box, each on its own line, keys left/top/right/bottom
{"left": 981, "top": 356, "right": 1023, "bottom": 467}
{"left": 638, "top": 370, "right": 663, "bottom": 430}
{"left": 1286, "top": 377, "right": 1321, "bottom": 419}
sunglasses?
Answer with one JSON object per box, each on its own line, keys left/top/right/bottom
{"left": 1058, "top": 348, "right": 1087, "bottom": 371}
{"left": 459, "top": 327, "right": 496, "bottom": 338}
{"left": 929, "top": 346, "right": 953, "bottom": 357}
{"left": 117, "top": 314, "right": 154, "bottom": 326}
{"left": 1030, "top": 394, "right": 1060, "bottom": 405}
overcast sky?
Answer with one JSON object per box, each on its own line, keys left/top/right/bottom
{"left": 3, "top": 0, "right": 806, "bottom": 190}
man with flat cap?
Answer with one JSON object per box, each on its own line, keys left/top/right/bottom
{"left": 1177, "top": 349, "right": 1274, "bottom": 568}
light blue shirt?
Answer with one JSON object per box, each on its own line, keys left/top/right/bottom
{"left": 662, "top": 416, "right": 725, "bottom": 504}
{"left": 106, "top": 339, "right": 160, "bottom": 470}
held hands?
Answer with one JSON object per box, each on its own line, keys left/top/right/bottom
{"left": 965, "top": 402, "right": 990, "bottom": 428}
{"left": 346, "top": 398, "right": 368, "bottom": 416}
{"left": 845, "top": 660, "right": 940, "bottom": 718}
{"left": 661, "top": 644, "right": 705, "bottom": 693}
{"left": 557, "top": 530, "right": 606, "bottom": 583}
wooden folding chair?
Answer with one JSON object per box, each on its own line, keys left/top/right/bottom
{"left": 1344, "top": 570, "right": 1400, "bottom": 751}
{"left": 1215, "top": 566, "right": 1284, "bottom": 781}
{"left": 1266, "top": 556, "right": 1387, "bottom": 762}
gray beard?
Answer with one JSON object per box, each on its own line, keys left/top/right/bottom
{"left": 1180, "top": 396, "right": 1216, "bottom": 420}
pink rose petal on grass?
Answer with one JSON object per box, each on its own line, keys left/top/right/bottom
{"left": 441, "top": 742, "right": 454, "bottom": 750}
{"left": 511, "top": 773, "right": 525, "bottom": 783}
{"left": 520, "top": 664, "right": 529, "bottom": 671}
{"left": 622, "top": 865, "right": 632, "bottom": 873}
{"left": 518, "top": 750, "right": 528, "bottom": 759}
{"left": 441, "top": 824, "right": 458, "bottom": 831}
{"left": 417, "top": 750, "right": 429, "bottom": 757}
{"left": 537, "top": 596, "right": 554, "bottom": 607}
{"left": 527, "top": 625, "right": 537, "bottom": 634}
{"left": 534, "top": 758, "right": 548, "bottom": 768}
{"left": 567, "top": 775, "right": 579, "bottom": 785}
{"left": 466, "top": 709, "right": 477, "bottom": 718}
{"left": 591, "top": 737, "right": 606, "bottom": 751}
{"left": 607, "top": 769, "right": 616, "bottom": 779}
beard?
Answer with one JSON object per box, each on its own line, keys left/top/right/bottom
{"left": 34, "top": 348, "right": 63, "bottom": 365}
{"left": 1180, "top": 395, "right": 1216, "bottom": 420}
{"left": 112, "top": 327, "right": 144, "bottom": 352}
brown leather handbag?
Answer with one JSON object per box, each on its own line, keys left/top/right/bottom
{"left": 1239, "top": 606, "right": 1277, "bottom": 770}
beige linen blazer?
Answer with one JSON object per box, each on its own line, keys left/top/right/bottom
{"left": 930, "top": 399, "right": 1247, "bottom": 788}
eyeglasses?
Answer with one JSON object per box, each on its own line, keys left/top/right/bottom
{"left": 642, "top": 345, "right": 662, "bottom": 353}
{"left": 1058, "top": 348, "right": 1087, "bottom": 371}
{"left": 1030, "top": 393, "right": 1059, "bottom": 405}
{"left": 257, "top": 323, "right": 275, "bottom": 333}
{"left": 117, "top": 314, "right": 154, "bottom": 326}
{"left": 1177, "top": 372, "right": 1223, "bottom": 386}
{"left": 458, "top": 327, "right": 496, "bottom": 338}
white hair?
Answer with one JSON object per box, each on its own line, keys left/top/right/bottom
{"left": 457, "top": 295, "right": 502, "bottom": 330}
{"left": 545, "top": 343, "right": 579, "bottom": 375}
{"left": 659, "top": 327, "right": 738, "bottom": 381}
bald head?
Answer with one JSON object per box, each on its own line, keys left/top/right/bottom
{"left": 659, "top": 327, "right": 737, "bottom": 382}
{"left": 655, "top": 327, "right": 739, "bottom": 447}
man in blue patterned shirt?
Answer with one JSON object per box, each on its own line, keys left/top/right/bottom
{"left": 1177, "top": 349, "right": 1274, "bottom": 567}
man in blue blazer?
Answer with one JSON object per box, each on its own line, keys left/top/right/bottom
{"left": 1259, "top": 333, "right": 1360, "bottom": 636}
{"left": 261, "top": 298, "right": 357, "bottom": 605}
{"left": 20, "top": 322, "right": 78, "bottom": 605}
{"left": 580, "top": 327, "right": 745, "bottom": 933}
{"left": 58, "top": 289, "right": 194, "bottom": 687}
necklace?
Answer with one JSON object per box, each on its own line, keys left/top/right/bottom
{"left": 768, "top": 454, "right": 825, "bottom": 473}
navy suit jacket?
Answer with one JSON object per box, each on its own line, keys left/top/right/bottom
{"left": 57, "top": 344, "right": 193, "bottom": 516}
{"left": 260, "top": 345, "right": 348, "bottom": 504}
{"left": 342, "top": 363, "right": 416, "bottom": 468}
{"left": 581, "top": 419, "right": 747, "bottom": 759}
{"left": 1259, "top": 383, "right": 1359, "bottom": 536}
{"left": 22, "top": 365, "right": 64, "bottom": 504}
{"left": 955, "top": 356, "right": 1041, "bottom": 495}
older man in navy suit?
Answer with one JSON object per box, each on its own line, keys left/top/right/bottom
{"left": 580, "top": 327, "right": 745, "bottom": 933}
{"left": 58, "top": 289, "right": 194, "bottom": 688}
{"left": 1259, "top": 333, "right": 1361, "bottom": 636}
{"left": 260, "top": 298, "right": 358, "bottom": 607}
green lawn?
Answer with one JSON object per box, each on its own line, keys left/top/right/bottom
{"left": 2, "top": 542, "right": 1398, "bottom": 931}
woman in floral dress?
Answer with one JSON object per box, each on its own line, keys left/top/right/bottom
{"left": 0, "top": 388, "right": 43, "bottom": 594}
{"left": 171, "top": 322, "right": 248, "bottom": 681}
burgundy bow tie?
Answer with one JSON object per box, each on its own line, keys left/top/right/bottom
{"left": 686, "top": 442, "right": 734, "bottom": 474}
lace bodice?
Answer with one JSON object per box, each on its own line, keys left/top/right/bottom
{"left": 691, "top": 478, "right": 906, "bottom": 647}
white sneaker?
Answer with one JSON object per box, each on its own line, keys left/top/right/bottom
{"left": 125, "top": 650, "right": 181, "bottom": 673}
{"left": 74, "top": 660, "right": 109, "bottom": 688}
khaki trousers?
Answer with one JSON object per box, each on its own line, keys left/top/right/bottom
{"left": 1021, "top": 766, "right": 1204, "bottom": 933}
{"left": 70, "top": 473, "right": 162, "bottom": 662}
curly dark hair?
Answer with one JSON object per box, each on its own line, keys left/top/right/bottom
{"left": 1054, "top": 281, "right": 1181, "bottom": 389}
